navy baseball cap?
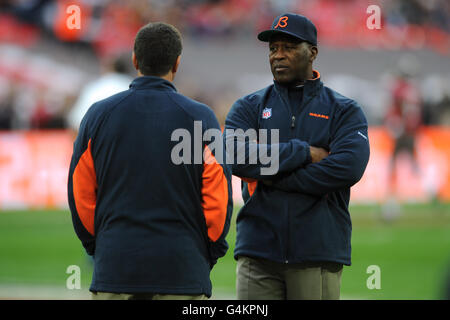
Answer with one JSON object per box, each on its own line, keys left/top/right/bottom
{"left": 257, "top": 13, "right": 317, "bottom": 46}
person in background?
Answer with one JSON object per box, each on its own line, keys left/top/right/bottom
{"left": 66, "top": 54, "right": 133, "bottom": 132}
{"left": 0, "top": 81, "right": 15, "bottom": 130}
{"left": 383, "top": 55, "right": 423, "bottom": 220}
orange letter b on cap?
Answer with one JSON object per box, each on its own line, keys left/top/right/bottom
{"left": 275, "top": 16, "right": 288, "bottom": 28}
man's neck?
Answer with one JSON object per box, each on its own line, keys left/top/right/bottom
{"left": 160, "top": 72, "right": 174, "bottom": 82}
{"left": 291, "top": 69, "right": 314, "bottom": 87}
{"left": 136, "top": 71, "right": 174, "bottom": 83}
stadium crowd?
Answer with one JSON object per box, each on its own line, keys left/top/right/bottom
{"left": 0, "top": 0, "right": 449, "bottom": 130}
{"left": 1, "top": 0, "right": 448, "bottom": 52}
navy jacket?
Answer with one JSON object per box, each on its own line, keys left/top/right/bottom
{"left": 225, "top": 71, "right": 370, "bottom": 265}
{"left": 68, "top": 76, "right": 233, "bottom": 296}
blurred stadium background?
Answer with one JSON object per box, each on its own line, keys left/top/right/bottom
{"left": 0, "top": 0, "right": 449, "bottom": 299}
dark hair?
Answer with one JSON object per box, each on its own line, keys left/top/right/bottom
{"left": 133, "top": 22, "right": 182, "bottom": 76}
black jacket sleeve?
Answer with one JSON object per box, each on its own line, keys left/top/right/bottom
{"left": 271, "top": 102, "right": 370, "bottom": 196}
{"left": 67, "top": 112, "right": 97, "bottom": 256}
{"left": 201, "top": 110, "right": 233, "bottom": 269}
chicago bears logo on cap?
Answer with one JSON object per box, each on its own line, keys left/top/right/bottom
{"left": 262, "top": 108, "right": 272, "bottom": 119}
{"left": 274, "top": 16, "right": 288, "bottom": 28}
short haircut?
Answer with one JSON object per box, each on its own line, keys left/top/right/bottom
{"left": 133, "top": 22, "right": 182, "bottom": 76}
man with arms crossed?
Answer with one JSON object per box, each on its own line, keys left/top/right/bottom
{"left": 68, "top": 22, "right": 233, "bottom": 300}
{"left": 225, "top": 13, "right": 370, "bottom": 300}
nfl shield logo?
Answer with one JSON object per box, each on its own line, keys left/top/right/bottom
{"left": 262, "top": 108, "right": 272, "bottom": 119}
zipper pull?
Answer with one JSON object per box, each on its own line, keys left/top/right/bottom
{"left": 291, "top": 116, "right": 295, "bottom": 128}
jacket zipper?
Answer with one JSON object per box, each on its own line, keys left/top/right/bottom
{"left": 276, "top": 90, "right": 292, "bottom": 263}
{"left": 286, "top": 92, "right": 317, "bottom": 264}
{"left": 291, "top": 94, "right": 316, "bottom": 129}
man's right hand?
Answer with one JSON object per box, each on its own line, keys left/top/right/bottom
{"left": 309, "top": 146, "right": 329, "bottom": 163}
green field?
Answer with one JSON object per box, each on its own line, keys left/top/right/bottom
{"left": 0, "top": 203, "right": 449, "bottom": 299}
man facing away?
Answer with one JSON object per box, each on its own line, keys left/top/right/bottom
{"left": 225, "top": 13, "right": 370, "bottom": 300}
{"left": 68, "top": 22, "right": 233, "bottom": 300}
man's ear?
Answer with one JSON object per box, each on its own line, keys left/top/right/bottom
{"left": 309, "top": 45, "right": 318, "bottom": 63}
{"left": 172, "top": 55, "right": 181, "bottom": 74}
{"left": 132, "top": 51, "right": 139, "bottom": 71}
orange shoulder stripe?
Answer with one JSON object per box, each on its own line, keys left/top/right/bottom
{"left": 72, "top": 139, "right": 97, "bottom": 236}
{"left": 202, "top": 145, "right": 229, "bottom": 242}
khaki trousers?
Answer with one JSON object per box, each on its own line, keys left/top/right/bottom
{"left": 236, "top": 256, "right": 343, "bottom": 300}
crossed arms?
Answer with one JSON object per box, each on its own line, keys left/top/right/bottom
{"left": 224, "top": 98, "right": 370, "bottom": 196}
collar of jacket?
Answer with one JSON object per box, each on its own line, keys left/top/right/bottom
{"left": 273, "top": 69, "right": 322, "bottom": 98}
{"left": 129, "top": 75, "right": 177, "bottom": 92}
